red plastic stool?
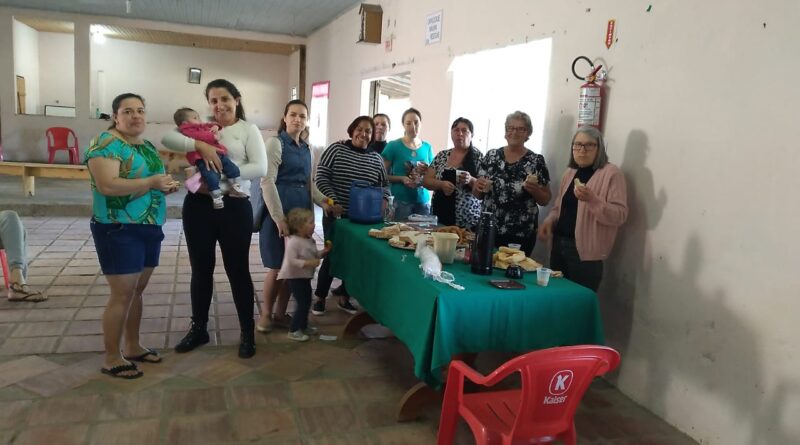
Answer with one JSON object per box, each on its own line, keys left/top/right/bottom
{"left": 0, "top": 250, "right": 9, "bottom": 289}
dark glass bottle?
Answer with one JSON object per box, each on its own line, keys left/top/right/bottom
{"left": 470, "top": 212, "right": 496, "bottom": 275}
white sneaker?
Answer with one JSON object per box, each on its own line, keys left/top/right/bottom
{"left": 212, "top": 195, "right": 224, "bottom": 209}
{"left": 288, "top": 331, "right": 309, "bottom": 342}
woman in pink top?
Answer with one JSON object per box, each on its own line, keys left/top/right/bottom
{"left": 538, "top": 126, "right": 628, "bottom": 291}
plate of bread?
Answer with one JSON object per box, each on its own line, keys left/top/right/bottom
{"left": 431, "top": 226, "right": 475, "bottom": 246}
{"left": 388, "top": 231, "right": 432, "bottom": 250}
{"left": 492, "top": 246, "right": 542, "bottom": 271}
{"left": 368, "top": 224, "right": 414, "bottom": 240}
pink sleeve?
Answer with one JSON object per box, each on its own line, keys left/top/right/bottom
{"left": 586, "top": 166, "right": 628, "bottom": 227}
{"left": 178, "top": 123, "right": 218, "bottom": 146}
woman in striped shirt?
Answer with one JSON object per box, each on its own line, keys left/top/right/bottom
{"left": 312, "top": 116, "right": 390, "bottom": 315}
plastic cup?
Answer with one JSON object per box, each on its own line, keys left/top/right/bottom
{"left": 456, "top": 169, "right": 467, "bottom": 184}
{"left": 432, "top": 232, "right": 460, "bottom": 264}
{"left": 507, "top": 243, "right": 522, "bottom": 251}
{"left": 536, "top": 267, "right": 552, "bottom": 287}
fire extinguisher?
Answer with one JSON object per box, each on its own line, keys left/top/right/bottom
{"left": 572, "top": 56, "right": 606, "bottom": 130}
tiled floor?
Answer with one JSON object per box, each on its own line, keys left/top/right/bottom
{"left": 0, "top": 216, "right": 699, "bottom": 444}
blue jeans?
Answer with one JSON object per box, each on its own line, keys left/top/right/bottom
{"left": 287, "top": 278, "right": 312, "bottom": 332}
{"left": 0, "top": 211, "right": 26, "bottom": 276}
{"left": 90, "top": 220, "right": 164, "bottom": 275}
{"left": 393, "top": 200, "right": 431, "bottom": 221}
{"left": 196, "top": 154, "right": 240, "bottom": 193}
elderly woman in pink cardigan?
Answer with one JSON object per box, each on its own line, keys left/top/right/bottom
{"left": 537, "top": 126, "right": 628, "bottom": 291}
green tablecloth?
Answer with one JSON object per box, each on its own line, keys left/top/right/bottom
{"left": 328, "top": 219, "right": 604, "bottom": 388}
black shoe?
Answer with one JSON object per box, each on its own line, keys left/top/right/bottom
{"left": 175, "top": 321, "right": 209, "bottom": 353}
{"left": 238, "top": 324, "right": 256, "bottom": 359}
{"left": 311, "top": 299, "right": 326, "bottom": 316}
{"left": 337, "top": 300, "right": 359, "bottom": 315}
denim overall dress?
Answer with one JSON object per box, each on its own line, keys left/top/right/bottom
{"left": 259, "top": 131, "right": 312, "bottom": 269}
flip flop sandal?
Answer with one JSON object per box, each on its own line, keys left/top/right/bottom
{"left": 7, "top": 283, "right": 48, "bottom": 302}
{"left": 101, "top": 363, "right": 143, "bottom": 379}
{"left": 123, "top": 348, "right": 162, "bottom": 363}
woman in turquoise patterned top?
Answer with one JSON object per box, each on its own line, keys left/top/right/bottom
{"left": 382, "top": 107, "right": 434, "bottom": 220}
{"left": 86, "top": 93, "right": 179, "bottom": 379}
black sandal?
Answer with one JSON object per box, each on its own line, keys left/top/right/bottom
{"left": 123, "top": 348, "right": 162, "bottom": 363}
{"left": 101, "top": 363, "right": 143, "bottom": 379}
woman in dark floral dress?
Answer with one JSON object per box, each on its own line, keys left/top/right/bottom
{"left": 423, "top": 117, "right": 483, "bottom": 229}
{"left": 474, "top": 111, "right": 551, "bottom": 254}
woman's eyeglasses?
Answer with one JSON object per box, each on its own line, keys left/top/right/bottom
{"left": 572, "top": 142, "right": 598, "bottom": 151}
{"left": 505, "top": 126, "right": 528, "bottom": 133}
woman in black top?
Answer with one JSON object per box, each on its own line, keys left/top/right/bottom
{"left": 423, "top": 117, "right": 483, "bottom": 229}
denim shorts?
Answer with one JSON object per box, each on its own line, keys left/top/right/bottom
{"left": 90, "top": 219, "right": 164, "bottom": 275}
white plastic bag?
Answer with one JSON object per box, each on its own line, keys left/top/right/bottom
{"left": 415, "top": 244, "right": 464, "bottom": 290}
{"left": 415, "top": 244, "right": 442, "bottom": 278}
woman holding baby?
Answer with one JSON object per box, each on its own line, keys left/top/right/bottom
{"left": 162, "top": 79, "right": 268, "bottom": 359}
{"left": 537, "top": 125, "right": 628, "bottom": 291}
{"left": 473, "top": 110, "right": 551, "bottom": 254}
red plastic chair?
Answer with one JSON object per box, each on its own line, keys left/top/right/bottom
{"left": 437, "top": 345, "right": 621, "bottom": 445}
{"left": 0, "top": 250, "right": 9, "bottom": 289}
{"left": 46, "top": 127, "right": 80, "bottom": 164}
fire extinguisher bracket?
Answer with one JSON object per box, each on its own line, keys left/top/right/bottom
{"left": 571, "top": 56, "right": 594, "bottom": 81}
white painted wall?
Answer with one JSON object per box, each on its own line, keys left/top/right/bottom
{"left": 12, "top": 19, "right": 40, "bottom": 115}
{"left": 0, "top": 6, "right": 305, "bottom": 162}
{"left": 307, "top": 1, "right": 800, "bottom": 444}
{"left": 89, "top": 38, "right": 288, "bottom": 127}
{"left": 38, "top": 32, "right": 75, "bottom": 110}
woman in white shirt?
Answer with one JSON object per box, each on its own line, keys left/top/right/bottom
{"left": 161, "top": 79, "right": 267, "bottom": 359}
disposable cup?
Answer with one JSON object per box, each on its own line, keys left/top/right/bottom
{"left": 536, "top": 267, "right": 552, "bottom": 287}
{"left": 456, "top": 169, "right": 467, "bottom": 184}
{"left": 507, "top": 243, "right": 522, "bottom": 251}
{"left": 432, "top": 232, "right": 460, "bottom": 264}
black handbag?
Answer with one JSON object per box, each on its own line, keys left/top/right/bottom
{"left": 250, "top": 179, "right": 267, "bottom": 232}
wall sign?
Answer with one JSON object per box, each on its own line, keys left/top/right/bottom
{"left": 425, "top": 10, "right": 443, "bottom": 45}
{"left": 605, "top": 19, "right": 616, "bottom": 49}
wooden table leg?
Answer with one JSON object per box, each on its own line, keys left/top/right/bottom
{"left": 22, "top": 173, "right": 34, "bottom": 196}
{"left": 340, "top": 311, "right": 377, "bottom": 338}
{"left": 396, "top": 382, "right": 442, "bottom": 422}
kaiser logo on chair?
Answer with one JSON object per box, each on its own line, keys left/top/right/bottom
{"left": 544, "top": 370, "right": 574, "bottom": 404}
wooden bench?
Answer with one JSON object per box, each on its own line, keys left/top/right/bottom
{"left": 0, "top": 151, "right": 189, "bottom": 197}
{"left": 0, "top": 161, "right": 89, "bottom": 196}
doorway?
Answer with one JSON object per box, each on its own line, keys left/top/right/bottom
{"left": 361, "top": 72, "right": 411, "bottom": 141}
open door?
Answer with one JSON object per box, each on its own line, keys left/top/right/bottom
{"left": 15, "top": 76, "right": 26, "bottom": 114}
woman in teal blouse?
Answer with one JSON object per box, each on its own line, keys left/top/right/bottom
{"left": 381, "top": 107, "right": 434, "bottom": 220}
{"left": 86, "top": 93, "right": 179, "bottom": 379}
